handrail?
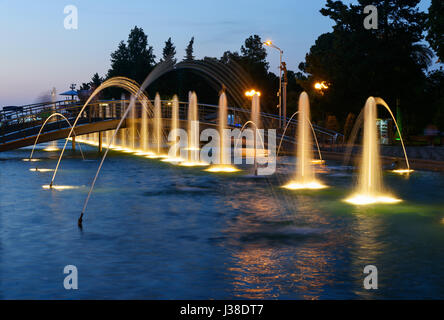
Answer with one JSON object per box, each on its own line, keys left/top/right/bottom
{"left": 1, "top": 99, "right": 343, "bottom": 147}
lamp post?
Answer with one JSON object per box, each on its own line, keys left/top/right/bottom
{"left": 264, "top": 40, "right": 285, "bottom": 128}
{"left": 314, "top": 81, "right": 329, "bottom": 95}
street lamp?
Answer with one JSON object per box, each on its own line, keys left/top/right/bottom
{"left": 314, "top": 81, "right": 329, "bottom": 95}
{"left": 245, "top": 89, "right": 261, "bottom": 97}
{"left": 264, "top": 40, "right": 286, "bottom": 128}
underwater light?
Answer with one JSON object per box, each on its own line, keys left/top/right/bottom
{"left": 42, "top": 185, "right": 80, "bottom": 190}
{"left": 161, "top": 157, "right": 184, "bottom": 163}
{"left": 29, "top": 168, "right": 54, "bottom": 172}
{"left": 390, "top": 169, "right": 414, "bottom": 174}
{"left": 282, "top": 180, "right": 327, "bottom": 190}
{"left": 344, "top": 194, "right": 402, "bottom": 205}
{"left": 179, "top": 161, "right": 209, "bottom": 167}
{"left": 205, "top": 165, "right": 240, "bottom": 172}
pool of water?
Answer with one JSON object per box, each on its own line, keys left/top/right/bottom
{"left": 1, "top": 141, "right": 444, "bottom": 299}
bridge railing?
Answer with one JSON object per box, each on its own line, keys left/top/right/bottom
{"left": 1, "top": 99, "right": 344, "bottom": 149}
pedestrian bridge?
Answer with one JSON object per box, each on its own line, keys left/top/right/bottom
{"left": 0, "top": 99, "right": 343, "bottom": 152}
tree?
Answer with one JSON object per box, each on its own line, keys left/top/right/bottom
{"left": 127, "top": 26, "right": 156, "bottom": 83}
{"left": 184, "top": 37, "right": 195, "bottom": 61}
{"left": 425, "top": 69, "right": 444, "bottom": 130}
{"left": 240, "top": 35, "right": 268, "bottom": 70}
{"left": 107, "top": 26, "right": 155, "bottom": 84}
{"left": 162, "top": 37, "right": 176, "bottom": 63}
{"left": 299, "top": 0, "right": 431, "bottom": 133}
{"left": 90, "top": 73, "right": 103, "bottom": 89}
{"left": 427, "top": 0, "right": 444, "bottom": 62}
{"left": 107, "top": 41, "right": 130, "bottom": 79}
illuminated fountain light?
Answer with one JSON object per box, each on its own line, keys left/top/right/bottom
{"left": 121, "top": 147, "right": 136, "bottom": 153}
{"left": 180, "top": 160, "right": 209, "bottom": 167}
{"left": 145, "top": 154, "right": 169, "bottom": 159}
{"left": 43, "top": 146, "right": 60, "bottom": 152}
{"left": 161, "top": 156, "right": 185, "bottom": 163}
{"left": 29, "top": 168, "right": 54, "bottom": 172}
{"left": 282, "top": 92, "right": 327, "bottom": 190}
{"left": 42, "top": 185, "right": 80, "bottom": 190}
{"left": 345, "top": 194, "right": 401, "bottom": 205}
{"left": 345, "top": 97, "right": 402, "bottom": 205}
{"left": 205, "top": 93, "right": 239, "bottom": 173}
{"left": 205, "top": 165, "right": 240, "bottom": 173}
{"left": 282, "top": 180, "right": 327, "bottom": 190}
{"left": 311, "top": 159, "right": 325, "bottom": 165}
{"left": 390, "top": 169, "right": 414, "bottom": 175}
{"left": 134, "top": 150, "right": 155, "bottom": 156}
{"left": 22, "top": 158, "right": 41, "bottom": 162}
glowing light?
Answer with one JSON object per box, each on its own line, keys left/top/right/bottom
{"left": 180, "top": 161, "right": 209, "bottom": 167}
{"left": 282, "top": 180, "right": 327, "bottom": 190}
{"left": 314, "top": 82, "right": 329, "bottom": 90}
{"left": 22, "top": 158, "right": 40, "bottom": 162}
{"left": 344, "top": 194, "right": 402, "bottom": 205}
{"left": 43, "top": 146, "right": 60, "bottom": 152}
{"left": 29, "top": 168, "right": 54, "bottom": 172}
{"left": 311, "top": 159, "right": 325, "bottom": 165}
{"left": 134, "top": 151, "right": 155, "bottom": 156}
{"left": 42, "top": 185, "right": 80, "bottom": 190}
{"left": 145, "top": 154, "right": 169, "bottom": 159}
{"left": 390, "top": 169, "right": 414, "bottom": 174}
{"left": 161, "top": 157, "right": 184, "bottom": 163}
{"left": 264, "top": 40, "right": 272, "bottom": 46}
{"left": 245, "top": 90, "right": 261, "bottom": 97}
{"left": 205, "top": 165, "right": 240, "bottom": 173}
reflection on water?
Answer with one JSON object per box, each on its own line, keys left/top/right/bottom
{"left": 1, "top": 142, "right": 444, "bottom": 298}
{"left": 222, "top": 183, "right": 345, "bottom": 299}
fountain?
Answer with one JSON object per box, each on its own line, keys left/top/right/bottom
{"left": 135, "top": 98, "right": 153, "bottom": 156}
{"left": 130, "top": 95, "right": 136, "bottom": 150}
{"left": 163, "top": 95, "right": 183, "bottom": 162}
{"left": 345, "top": 97, "right": 401, "bottom": 205}
{"left": 375, "top": 98, "right": 413, "bottom": 175}
{"left": 154, "top": 93, "right": 164, "bottom": 156}
{"left": 180, "top": 92, "right": 207, "bottom": 166}
{"left": 283, "top": 92, "right": 326, "bottom": 190}
{"left": 206, "top": 92, "right": 238, "bottom": 172}
{"left": 29, "top": 112, "right": 84, "bottom": 163}
{"left": 43, "top": 88, "right": 60, "bottom": 152}
{"left": 121, "top": 96, "right": 127, "bottom": 151}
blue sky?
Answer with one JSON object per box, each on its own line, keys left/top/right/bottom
{"left": 0, "top": 0, "right": 432, "bottom": 106}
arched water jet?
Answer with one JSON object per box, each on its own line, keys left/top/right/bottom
{"left": 78, "top": 60, "right": 175, "bottom": 225}
{"left": 276, "top": 111, "right": 323, "bottom": 163}
{"left": 29, "top": 112, "right": 85, "bottom": 162}
{"left": 375, "top": 97, "right": 412, "bottom": 174}
{"left": 345, "top": 97, "right": 401, "bottom": 205}
{"left": 283, "top": 92, "right": 327, "bottom": 190}
{"left": 48, "top": 77, "right": 151, "bottom": 188}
